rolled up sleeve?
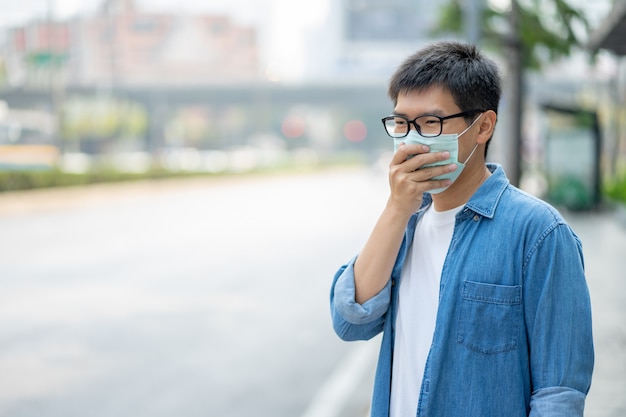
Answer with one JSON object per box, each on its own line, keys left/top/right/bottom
{"left": 330, "top": 256, "right": 392, "bottom": 341}
{"left": 530, "top": 386, "right": 587, "bottom": 417}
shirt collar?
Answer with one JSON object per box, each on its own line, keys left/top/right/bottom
{"left": 464, "top": 163, "right": 509, "bottom": 219}
{"left": 420, "top": 163, "right": 509, "bottom": 219}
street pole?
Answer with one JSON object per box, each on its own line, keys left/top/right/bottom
{"left": 505, "top": 0, "right": 523, "bottom": 187}
{"left": 464, "top": 0, "right": 482, "bottom": 45}
{"left": 47, "top": 0, "right": 64, "bottom": 153}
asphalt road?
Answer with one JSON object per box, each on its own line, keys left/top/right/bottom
{"left": 0, "top": 169, "right": 387, "bottom": 417}
{"left": 0, "top": 167, "right": 624, "bottom": 417}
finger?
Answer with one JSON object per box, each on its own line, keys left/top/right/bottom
{"left": 391, "top": 143, "right": 429, "bottom": 165}
{"left": 410, "top": 164, "right": 457, "bottom": 182}
{"left": 404, "top": 150, "right": 451, "bottom": 172}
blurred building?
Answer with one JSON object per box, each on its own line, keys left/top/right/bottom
{"left": 588, "top": 0, "right": 626, "bottom": 180}
{"left": 2, "top": 19, "right": 70, "bottom": 88}
{"left": 1, "top": 0, "right": 261, "bottom": 88}
{"left": 302, "top": 0, "right": 443, "bottom": 82}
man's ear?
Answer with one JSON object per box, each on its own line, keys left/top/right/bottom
{"left": 477, "top": 110, "right": 497, "bottom": 144}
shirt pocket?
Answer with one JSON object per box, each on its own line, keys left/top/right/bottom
{"left": 457, "top": 280, "right": 522, "bottom": 355}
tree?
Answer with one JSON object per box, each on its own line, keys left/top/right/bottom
{"left": 434, "top": 0, "right": 591, "bottom": 186}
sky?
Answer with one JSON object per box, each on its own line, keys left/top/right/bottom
{"left": 0, "top": 0, "right": 279, "bottom": 26}
{"left": 0, "top": 0, "right": 332, "bottom": 81}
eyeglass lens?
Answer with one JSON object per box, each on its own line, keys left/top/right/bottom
{"left": 384, "top": 115, "right": 443, "bottom": 138}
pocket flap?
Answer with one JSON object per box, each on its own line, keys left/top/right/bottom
{"left": 462, "top": 281, "right": 521, "bottom": 305}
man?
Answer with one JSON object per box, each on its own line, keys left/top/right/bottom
{"left": 330, "top": 41, "right": 594, "bottom": 417}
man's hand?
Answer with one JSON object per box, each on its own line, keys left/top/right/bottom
{"left": 388, "top": 143, "right": 458, "bottom": 215}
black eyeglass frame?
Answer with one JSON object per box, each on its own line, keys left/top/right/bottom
{"left": 381, "top": 109, "right": 485, "bottom": 138}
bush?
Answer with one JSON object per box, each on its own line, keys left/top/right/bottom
{"left": 0, "top": 168, "right": 203, "bottom": 193}
{"left": 0, "top": 151, "right": 366, "bottom": 193}
{"left": 547, "top": 176, "right": 593, "bottom": 211}
{"left": 605, "top": 172, "right": 626, "bottom": 205}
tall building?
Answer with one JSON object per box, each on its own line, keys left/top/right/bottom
{"left": 302, "top": 0, "right": 444, "bottom": 82}
{"left": 344, "top": 0, "right": 431, "bottom": 41}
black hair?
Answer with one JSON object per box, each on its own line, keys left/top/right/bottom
{"left": 388, "top": 42, "right": 502, "bottom": 155}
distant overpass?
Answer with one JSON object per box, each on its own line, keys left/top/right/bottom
{"left": 0, "top": 83, "right": 393, "bottom": 152}
{"left": 0, "top": 83, "right": 390, "bottom": 110}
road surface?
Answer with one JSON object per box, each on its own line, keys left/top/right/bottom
{"left": 0, "top": 169, "right": 386, "bottom": 417}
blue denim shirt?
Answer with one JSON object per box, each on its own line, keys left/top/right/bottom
{"left": 330, "top": 164, "right": 594, "bottom": 417}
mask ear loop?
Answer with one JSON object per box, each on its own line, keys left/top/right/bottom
{"left": 457, "top": 113, "right": 483, "bottom": 138}
{"left": 462, "top": 143, "right": 480, "bottom": 165}
{"left": 458, "top": 113, "right": 483, "bottom": 165}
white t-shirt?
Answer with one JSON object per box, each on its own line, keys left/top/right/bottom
{"left": 390, "top": 204, "right": 462, "bottom": 417}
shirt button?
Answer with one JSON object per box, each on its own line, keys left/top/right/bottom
{"left": 473, "top": 215, "right": 480, "bottom": 221}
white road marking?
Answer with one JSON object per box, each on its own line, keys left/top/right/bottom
{"left": 300, "top": 339, "right": 379, "bottom": 417}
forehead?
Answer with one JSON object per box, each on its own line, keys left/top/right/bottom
{"left": 394, "top": 86, "right": 460, "bottom": 115}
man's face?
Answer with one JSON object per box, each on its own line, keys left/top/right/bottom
{"left": 394, "top": 86, "right": 481, "bottom": 163}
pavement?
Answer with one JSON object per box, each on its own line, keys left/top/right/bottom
{"left": 564, "top": 208, "right": 626, "bottom": 417}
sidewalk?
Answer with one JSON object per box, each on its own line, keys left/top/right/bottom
{"left": 561, "top": 210, "right": 626, "bottom": 417}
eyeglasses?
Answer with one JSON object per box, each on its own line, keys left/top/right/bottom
{"left": 381, "top": 110, "right": 484, "bottom": 138}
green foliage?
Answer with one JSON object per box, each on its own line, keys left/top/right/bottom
{"left": 437, "top": 0, "right": 464, "bottom": 34}
{"left": 0, "top": 60, "right": 7, "bottom": 88}
{"left": 548, "top": 175, "right": 593, "bottom": 210}
{"left": 0, "top": 155, "right": 366, "bottom": 193}
{"left": 61, "top": 96, "right": 148, "bottom": 141}
{"left": 605, "top": 172, "right": 626, "bottom": 205}
{"left": 0, "top": 168, "right": 181, "bottom": 192}
{"left": 434, "top": 0, "right": 590, "bottom": 69}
